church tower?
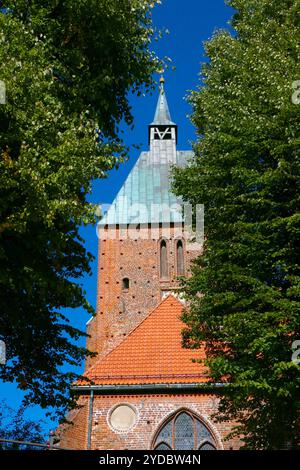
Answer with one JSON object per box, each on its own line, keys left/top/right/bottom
{"left": 86, "top": 78, "right": 196, "bottom": 365}
{"left": 58, "top": 80, "right": 241, "bottom": 451}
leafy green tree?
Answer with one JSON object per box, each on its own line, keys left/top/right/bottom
{"left": 173, "top": 0, "right": 300, "bottom": 449}
{"left": 0, "top": 402, "right": 46, "bottom": 449}
{"left": 0, "top": 0, "right": 162, "bottom": 418}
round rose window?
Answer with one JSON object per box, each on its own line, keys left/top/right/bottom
{"left": 109, "top": 405, "right": 137, "bottom": 432}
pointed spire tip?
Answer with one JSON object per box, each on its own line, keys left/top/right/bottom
{"left": 150, "top": 75, "right": 175, "bottom": 126}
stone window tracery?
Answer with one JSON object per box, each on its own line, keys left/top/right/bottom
{"left": 153, "top": 410, "right": 217, "bottom": 451}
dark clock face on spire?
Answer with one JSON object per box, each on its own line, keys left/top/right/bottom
{"left": 153, "top": 126, "right": 173, "bottom": 140}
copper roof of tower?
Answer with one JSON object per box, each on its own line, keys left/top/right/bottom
{"left": 99, "top": 150, "right": 193, "bottom": 225}
{"left": 99, "top": 79, "right": 193, "bottom": 226}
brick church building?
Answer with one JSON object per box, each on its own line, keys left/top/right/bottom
{"left": 58, "top": 79, "right": 241, "bottom": 450}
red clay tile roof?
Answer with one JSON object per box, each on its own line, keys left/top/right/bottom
{"left": 80, "top": 295, "right": 208, "bottom": 386}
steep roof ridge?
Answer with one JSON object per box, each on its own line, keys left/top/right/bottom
{"left": 83, "top": 294, "right": 180, "bottom": 379}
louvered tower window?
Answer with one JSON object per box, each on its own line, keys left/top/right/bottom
{"left": 176, "top": 240, "right": 184, "bottom": 275}
{"left": 160, "top": 240, "right": 168, "bottom": 279}
{"left": 153, "top": 410, "right": 217, "bottom": 450}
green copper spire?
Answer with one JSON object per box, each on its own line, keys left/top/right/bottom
{"left": 99, "top": 76, "right": 191, "bottom": 227}
{"left": 151, "top": 77, "right": 176, "bottom": 126}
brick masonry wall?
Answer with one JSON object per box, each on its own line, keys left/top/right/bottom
{"left": 86, "top": 225, "right": 200, "bottom": 368}
{"left": 59, "top": 393, "right": 241, "bottom": 450}
{"left": 57, "top": 395, "right": 89, "bottom": 450}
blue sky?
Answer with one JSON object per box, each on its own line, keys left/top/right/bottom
{"left": 0, "top": 0, "right": 234, "bottom": 436}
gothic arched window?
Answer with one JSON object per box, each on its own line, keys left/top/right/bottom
{"left": 176, "top": 240, "right": 185, "bottom": 276}
{"left": 160, "top": 240, "right": 168, "bottom": 279}
{"left": 155, "top": 443, "right": 172, "bottom": 450}
{"left": 153, "top": 410, "right": 217, "bottom": 451}
{"left": 199, "top": 442, "right": 216, "bottom": 450}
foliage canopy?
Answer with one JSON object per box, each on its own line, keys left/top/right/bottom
{"left": 173, "top": 0, "right": 300, "bottom": 449}
{"left": 0, "top": 0, "right": 162, "bottom": 418}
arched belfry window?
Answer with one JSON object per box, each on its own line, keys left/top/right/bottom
{"left": 153, "top": 410, "right": 217, "bottom": 451}
{"left": 122, "top": 278, "right": 129, "bottom": 290}
{"left": 176, "top": 240, "right": 185, "bottom": 276}
{"left": 160, "top": 240, "right": 168, "bottom": 279}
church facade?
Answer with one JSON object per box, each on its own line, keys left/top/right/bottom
{"left": 58, "top": 79, "right": 241, "bottom": 450}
